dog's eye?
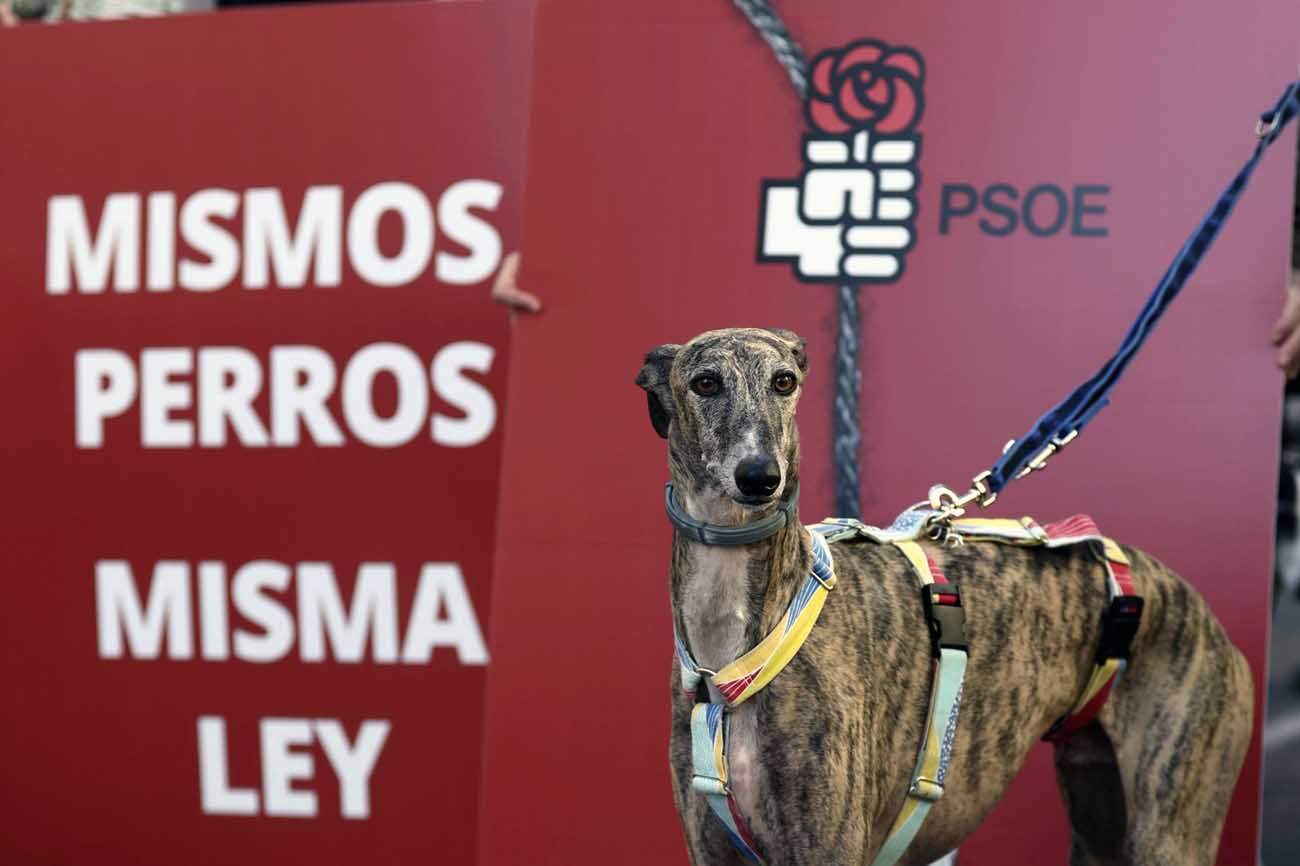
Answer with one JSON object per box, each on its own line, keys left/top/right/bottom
{"left": 772, "top": 372, "right": 798, "bottom": 395}
{"left": 691, "top": 375, "right": 722, "bottom": 397}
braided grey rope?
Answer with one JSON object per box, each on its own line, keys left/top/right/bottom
{"left": 832, "top": 284, "right": 863, "bottom": 517}
{"left": 731, "top": 0, "right": 864, "bottom": 519}
{"left": 730, "top": 0, "right": 809, "bottom": 97}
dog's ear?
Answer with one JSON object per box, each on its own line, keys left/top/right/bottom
{"left": 635, "top": 344, "right": 679, "bottom": 439}
{"left": 766, "top": 328, "right": 808, "bottom": 373}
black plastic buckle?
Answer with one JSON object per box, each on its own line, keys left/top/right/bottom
{"left": 922, "top": 582, "right": 967, "bottom": 657}
{"left": 1095, "top": 594, "right": 1144, "bottom": 664}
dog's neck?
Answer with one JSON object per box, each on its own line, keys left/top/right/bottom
{"left": 668, "top": 482, "right": 809, "bottom": 675}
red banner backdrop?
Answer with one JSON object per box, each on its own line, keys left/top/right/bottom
{"left": 478, "top": 2, "right": 1296, "bottom": 865}
{"left": 0, "top": 3, "right": 527, "bottom": 865}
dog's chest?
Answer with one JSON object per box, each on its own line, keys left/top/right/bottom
{"left": 679, "top": 548, "right": 773, "bottom": 832}
{"left": 681, "top": 546, "right": 754, "bottom": 670}
{"left": 722, "top": 704, "right": 766, "bottom": 829}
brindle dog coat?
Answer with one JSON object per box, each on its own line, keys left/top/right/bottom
{"left": 636, "top": 328, "right": 1253, "bottom": 866}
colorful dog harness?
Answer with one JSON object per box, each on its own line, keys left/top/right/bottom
{"left": 674, "top": 529, "right": 838, "bottom": 859}
{"left": 673, "top": 510, "right": 1142, "bottom": 866}
{"left": 946, "top": 514, "right": 1144, "bottom": 741}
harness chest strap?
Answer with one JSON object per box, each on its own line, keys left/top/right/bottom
{"left": 679, "top": 529, "right": 838, "bottom": 862}
{"left": 675, "top": 529, "right": 838, "bottom": 702}
{"left": 868, "top": 539, "right": 967, "bottom": 866}
{"left": 689, "top": 703, "right": 764, "bottom": 860}
{"left": 678, "top": 528, "right": 969, "bottom": 866}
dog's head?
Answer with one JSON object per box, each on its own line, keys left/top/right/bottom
{"left": 636, "top": 328, "right": 807, "bottom": 518}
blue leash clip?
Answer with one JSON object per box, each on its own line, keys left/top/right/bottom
{"left": 979, "top": 78, "right": 1300, "bottom": 496}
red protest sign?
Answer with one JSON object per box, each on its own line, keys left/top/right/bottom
{"left": 0, "top": 3, "right": 526, "bottom": 864}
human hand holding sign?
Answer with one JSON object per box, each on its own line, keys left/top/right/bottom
{"left": 490, "top": 251, "right": 541, "bottom": 313}
{"left": 1272, "top": 268, "right": 1300, "bottom": 377}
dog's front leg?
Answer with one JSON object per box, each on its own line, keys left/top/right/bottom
{"left": 669, "top": 684, "right": 759, "bottom": 866}
{"left": 672, "top": 795, "right": 755, "bottom": 866}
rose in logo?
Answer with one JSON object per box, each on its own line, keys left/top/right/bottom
{"left": 805, "top": 40, "right": 925, "bottom": 135}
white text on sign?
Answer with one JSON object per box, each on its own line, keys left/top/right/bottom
{"left": 75, "top": 342, "right": 496, "bottom": 449}
{"left": 46, "top": 181, "right": 504, "bottom": 293}
{"left": 96, "top": 559, "right": 488, "bottom": 665}
{"left": 197, "top": 717, "right": 390, "bottom": 818}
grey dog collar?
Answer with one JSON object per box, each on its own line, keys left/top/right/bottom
{"left": 663, "top": 482, "right": 799, "bottom": 546}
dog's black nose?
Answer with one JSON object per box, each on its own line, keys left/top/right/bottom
{"left": 735, "top": 457, "right": 782, "bottom": 498}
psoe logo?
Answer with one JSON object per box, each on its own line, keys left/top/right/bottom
{"left": 758, "top": 39, "right": 925, "bottom": 284}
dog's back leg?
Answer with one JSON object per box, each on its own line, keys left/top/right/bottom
{"left": 1052, "top": 550, "right": 1254, "bottom": 866}
{"left": 1053, "top": 721, "right": 1131, "bottom": 865}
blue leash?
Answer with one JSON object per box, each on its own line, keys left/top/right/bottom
{"left": 981, "top": 78, "right": 1300, "bottom": 495}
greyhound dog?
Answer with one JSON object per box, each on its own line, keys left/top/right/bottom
{"left": 636, "top": 328, "right": 1253, "bottom": 866}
